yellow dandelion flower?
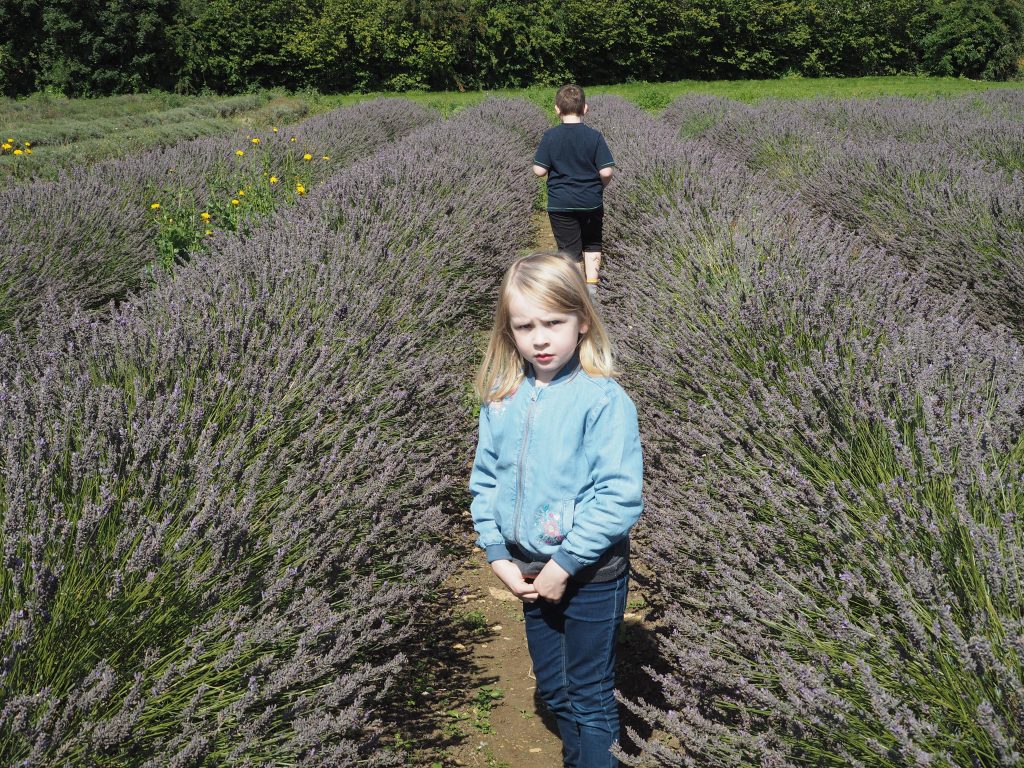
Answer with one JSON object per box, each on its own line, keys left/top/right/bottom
{"left": 269, "top": 176, "right": 279, "bottom": 184}
{"left": 1, "top": 143, "right": 11, "bottom": 151}
{"left": 23, "top": 142, "right": 30, "bottom": 147}
{"left": 235, "top": 149, "right": 245, "bottom": 157}
{"left": 296, "top": 183, "right": 306, "bottom": 195}
{"left": 251, "top": 137, "right": 260, "bottom": 145}
{"left": 200, "top": 212, "right": 211, "bottom": 221}
{"left": 238, "top": 189, "right": 245, "bottom": 196}
{"left": 24, "top": 148, "right": 32, "bottom": 154}
{"left": 290, "top": 137, "right": 297, "bottom": 142}
{"left": 322, "top": 155, "right": 330, "bottom": 160}
{"left": 13, "top": 149, "right": 23, "bottom": 155}
{"left": 272, "top": 126, "right": 279, "bottom": 133}
{"left": 150, "top": 202, "right": 161, "bottom": 210}
{"left": 231, "top": 199, "right": 240, "bottom": 206}
{"left": 303, "top": 153, "right": 312, "bottom": 161}
{"left": 5, "top": 138, "right": 12, "bottom": 143}
{"left": 205, "top": 229, "right": 214, "bottom": 236}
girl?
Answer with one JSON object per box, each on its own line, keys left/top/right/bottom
{"left": 469, "top": 252, "right": 643, "bottom": 768}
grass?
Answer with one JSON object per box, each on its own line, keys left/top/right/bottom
{"left": 318, "top": 75, "right": 1024, "bottom": 115}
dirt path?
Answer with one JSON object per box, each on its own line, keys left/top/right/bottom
{"left": 417, "top": 212, "right": 664, "bottom": 768}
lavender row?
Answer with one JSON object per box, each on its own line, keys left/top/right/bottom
{"left": 661, "top": 93, "right": 1024, "bottom": 334}
{"left": 0, "top": 98, "right": 436, "bottom": 335}
{"left": 0, "top": 99, "right": 541, "bottom": 765}
{"left": 587, "top": 96, "right": 1024, "bottom": 766}
{"left": 663, "top": 90, "right": 1024, "bottom": 172}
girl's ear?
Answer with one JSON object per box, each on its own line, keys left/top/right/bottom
{"left": 579, "top": 319, "right": 589, "bottom": 336}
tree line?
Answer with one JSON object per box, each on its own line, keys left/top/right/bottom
{"left": 2, "top": 0, "right": 1023, "bottom": 97}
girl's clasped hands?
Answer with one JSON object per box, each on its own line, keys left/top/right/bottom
{"left": 491, "top": 558, "right": 570, "bottom": 603}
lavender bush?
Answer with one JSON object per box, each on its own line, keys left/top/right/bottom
{"left": 0, "top": 99, "right": 436, "bottom": 335}
{"left": 0, "top": 100, "right": 541, "bottom": 765}
{"left": 660, "top": 93, "right": 1024, "bottom": 335}
{"left": 586, "top": 96, "right": 1024, "bottom": 766}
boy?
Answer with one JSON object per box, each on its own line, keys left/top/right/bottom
{"left": 532, "top": 84, "right": 615, "bottom": 299}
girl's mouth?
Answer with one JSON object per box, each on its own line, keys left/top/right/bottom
{"left": 535, "top": 354, "right": 554, "bottom": 363}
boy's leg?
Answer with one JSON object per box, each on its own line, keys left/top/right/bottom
{"left": 580, "top": 208, "right": 604, "bottom": 298}
{"left": 548, "top": 212, "right": 583, "bottom": 260}
{"left": 562, "top": 573, "right": 627, "bottom": 768}
{"left": 523, "top": 599, "right": 582, "bottom": 768}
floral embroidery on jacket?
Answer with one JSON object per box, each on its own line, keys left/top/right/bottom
{"left": 534, "top": 503, "right": 564, "bottom": 545}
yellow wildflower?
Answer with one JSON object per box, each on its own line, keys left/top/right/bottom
{"left": 231, "top": 199, "right": 240, "bottom": 206}
{"left": 251, "top": 137, "right": 260, "bottom": 145}
{"left": 303, "top": 153, "right": 312, "bottom": 161}
{"left": 272, "top": 126, "right": 278, "bottom": 133}
{"left": 269, "top": 176, "right": 279, "bottom": 184}
{"left": 235, "top": 149, "right": 245, "bottom": 157}
{"left": 238, "top": 189, "right": 245, "bottom": 196}
{"left": 24, "top": 148, "right": 32, "bottom": 154}
{"left": 13, "top": 149, "right": 23, "bottom": 156}
{"left": 205, "top": 229, "right": 214, "bottom": 236}
{"left": 23, "top": 142, "right": 30, "bottom": 147}
{"left": 5, "top": 138, "right": 12, "bottom": 143}
{"left": 296, "top": 183, "right": 306, "bottom": 195}
{"left": 1, "top": 143, "right": 11, "bottom": 151}
{"left": 322, "top": 155, "right": 330, "bottom": 160}
{"left": 150, "top": 202, "right": 160, "bottom": 210}
{"left": 200, "top": 212, "right": 211, "bottom": 221}
{"left": 290, "top": 137, "right": 297, "bottom": 142}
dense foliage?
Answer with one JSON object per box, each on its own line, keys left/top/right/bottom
{"left": 3, "top": 0, "right": 1023, "bottom": 96}
{"left": 585, "top": 95, "right": 1023, "bottom": 766}
{"left": 0, "top": 98, "right": 546, "bottom": 765}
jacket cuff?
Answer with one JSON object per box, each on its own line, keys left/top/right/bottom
{"left": 552, "top": 549, "right": 583, "bottom": 576}
{"left": 485, "top": 542, "right": 513, "bottom": 563}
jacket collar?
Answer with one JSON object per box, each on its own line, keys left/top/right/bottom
{"left": 526, "top": 352, "right": 582, "bottom": 389}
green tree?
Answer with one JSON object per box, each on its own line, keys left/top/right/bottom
{"left": 31, "top": 0, "right": 178, "bottom": 95}
{"left": 171, "top": 0, "right": 317, "bottom": 92}
{"left": 921, "top": 0, "right": 1024, "bottom": 79}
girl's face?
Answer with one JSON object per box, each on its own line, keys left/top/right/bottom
{"left": 507, "top": 288, "right": 588, "bottom": 384}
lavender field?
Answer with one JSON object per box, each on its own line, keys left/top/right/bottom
{"left": 1, "top": 88, "right": 1022, "bottom": 766}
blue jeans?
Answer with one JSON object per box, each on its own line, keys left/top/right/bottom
{"left": 523, "top": 572, "right": 628, "bottom": 768}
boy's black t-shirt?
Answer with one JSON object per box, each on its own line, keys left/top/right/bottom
{"left": 533, "top": 123, "right": 614, "bottom": 212}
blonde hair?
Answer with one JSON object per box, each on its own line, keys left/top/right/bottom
{"left": 475, "top": 252, "right": 615, "bottom": 403}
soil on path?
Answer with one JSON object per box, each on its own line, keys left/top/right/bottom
{"left": 413, "top": 212, "right": 666, "bottom": 767}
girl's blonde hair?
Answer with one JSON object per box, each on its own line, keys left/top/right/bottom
{"left": 475, "top": 252, "right": 615, "bottom": 403}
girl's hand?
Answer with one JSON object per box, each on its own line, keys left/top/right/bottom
{"left": 491, "top": 560, "right": 539, "bottom": 603}
{"left": 533, "top": 559, "right": 570, "bottom": 602}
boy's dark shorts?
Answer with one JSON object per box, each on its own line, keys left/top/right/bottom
{"left": 548, "top": 208, "right": 603, "bottom": 259}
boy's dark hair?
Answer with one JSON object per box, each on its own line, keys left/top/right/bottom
{"left": 555, "top": 84, "right": 586, "bottom": 116}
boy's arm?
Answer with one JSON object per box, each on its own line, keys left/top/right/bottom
{"left": 533, "top": 131, "right": 552, "bottom": 178}
{"left": 596, "top": 132, "right": 614, "bottom": 187}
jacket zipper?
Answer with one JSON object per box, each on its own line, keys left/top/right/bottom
{"left": 513, "top": 387, "right": 539, "bottom": 547}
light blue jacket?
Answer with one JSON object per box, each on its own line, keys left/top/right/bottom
{"left": 469, "top": 357, "right": 644, "bottom": 577}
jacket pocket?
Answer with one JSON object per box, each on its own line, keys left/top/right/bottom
{"left": 533, "top": 498, "right": 575, "bottom": 546}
